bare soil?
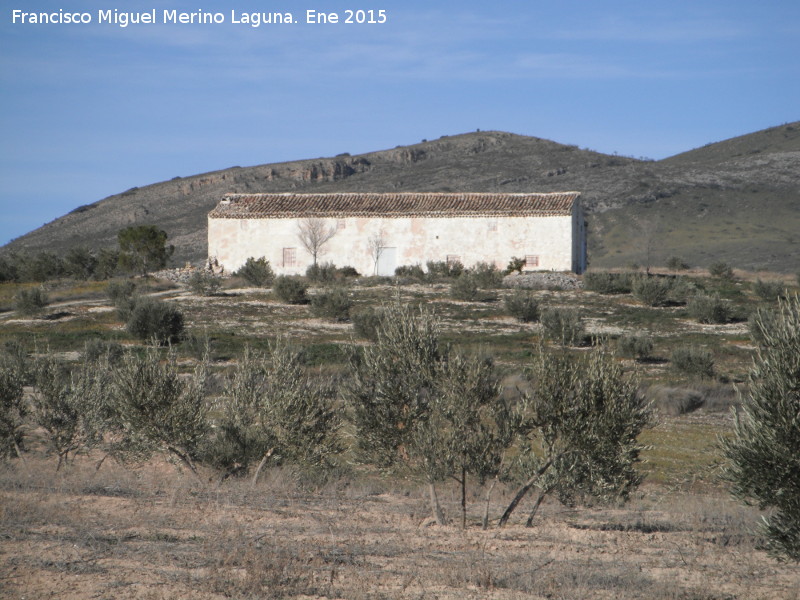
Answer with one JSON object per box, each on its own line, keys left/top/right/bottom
{"left": 1, "top": 455, "right": 797, "bottom": 600}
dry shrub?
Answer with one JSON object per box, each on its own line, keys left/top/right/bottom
{"left": 648, "top": 385, "right": 705, "bottom": 416}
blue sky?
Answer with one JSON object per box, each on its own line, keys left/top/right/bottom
{"left": 1, "top": 0, "right": 798, "bottom": 246}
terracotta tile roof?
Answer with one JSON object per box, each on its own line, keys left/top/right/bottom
{"left": 209, "top": 192, "right": 580, "bottom": 219}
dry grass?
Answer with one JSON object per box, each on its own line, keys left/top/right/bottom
{"left": 1, "top": 454, "right": 797, "bottom": 600}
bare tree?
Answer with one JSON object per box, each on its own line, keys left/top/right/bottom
{"left": 368, "top": 229, "right": 387, "bottom": 275}
{"left": 297, "top": 218, "right": 337, "bottom": 266}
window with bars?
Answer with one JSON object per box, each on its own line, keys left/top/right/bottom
{"left": 525, "top": 255, "right": 540, "bottom": 268}
{"left": 282, "top": 247, "right": 297, "bottom": 268}
{"left": 488, "top": 220, "right": 498, "bottom": 232}
{"left": 336, "top": 219, "right": 346, "bottom": 230}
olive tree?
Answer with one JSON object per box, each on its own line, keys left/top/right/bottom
{"left": 346, "top": 303, "right": 510, "bottom": 526}
{"left": 30, "top": 356, "right": 109, "bottom": 470}
{"left": 207, "top": 342, "right": 341, "bottom": 486}
{"left": 722, "top": 295, "right": 800, "bottom": 561}
{"left": 109, "top": 347, "right": 208, "bottom": 476}
{"left": 0, "top": 358, "right": 26, "bottom": 460}
{"left": 498, "top": 348, "right": 652, "bottom": 527}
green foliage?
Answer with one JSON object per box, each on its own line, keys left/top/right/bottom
{"left": 63, "top": 246, "right": 98, "bottom": 280}
{"left": 345, "top": 303, "right": 508, "bottom": 524}
{"left": 95, "top": 248, "right": 121, "bottom": 280}
{"left": 273, "top": 276, "right": 309, "bottom": 304}
{"left": 310, "top": 287, "right": 352, "bottom": 321}
{"left": 722, "top": 295, "right": 800, "bottom": 561}
{"left": 709, "top": 261, "right": 734, "bottom": 280}
{"left": 31, "top": 356, "right": 109, "bottom": 469}
{"left": 187, "top": 270, "right": 222, "bottom": 296}
{"left": 665, "top": 256, "right": 690, "bottom": 271}
{"left": 450, "top": 274, "right": 480, "bottom": 301}
{"left": 425, "top": 260, "right": 464, "bottom": 280}
{"left": 753, "top": 279, "right": 787, "bottom": 302}
{"left": 305, "top": 261, "right": 338, "bottom": 284}
{"left": 469, "top": 261, "right": 504, "bottom": 289}
{"left": 540, "top": 307, "right": 585, "bottom": 346}
{"left": 106, "top": 278, "right": 137, "bottom": 318}
{"left": 648, "top": 386, "right": 704, "bottom": 416}
{"left": 17, "top": 251, "right": 66, "bottom": 282}
{"left": 749, "top": 307, "right": 779, "bottom": 346}
{"left": 125, "top": 298, "right": 185, "bottom": 344}
{"left": 505, "top": 256, "right": 526, "bottom": 275}
{"left": 14, "top": 286, "right": 49, "bottom": 315}
{"left": 583, "top": 271, "right": 634, "bottom": 294}
{"left": 345, "top": 302, "right": 442, "bottom": 470}
{"left": 394, "top": 264, "right": 425, "bottom": 280}
{"left": 499, "top": 348, "right": 652, "bottom": 526}
{"left": 632, "top": 276, "right": 672, "bottom": 306}
{"left": 687, "top": 293, "right": 732, "bottom": 324}
{"left": 351, "top": 307, "right": 385, "bottom": 341}
{"left": 0, "top": 357, "right": 26, "bottom": 459}
{"left": 671, "top": 346, "right": 715, "bottom": 379}
{"left": 82, "top": 339, "right": 124, "bottom": 365}
{"left": 235, "top": 257, "right": 274, "bottom": 287}
{"left": 618, "top": 334, "right": 654, "bottom": 361}
{"left": 117, "top": 225, "right": 174, "bottom": 275}
{"left": 504, "top": 290, "right": 540, "bottom": 322}
{"left": 109, "top": 347, "right": 208, "bottom": 473}
{"left": 206, "top": 343, "right": 341, "bottom": 479}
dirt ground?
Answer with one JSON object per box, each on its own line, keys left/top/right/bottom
{"left": 1, "top": 456, "right": 797, "bottom": 600}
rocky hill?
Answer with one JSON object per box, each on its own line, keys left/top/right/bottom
{"left": 4, "top": 123, "right": 799, "bottom": 272}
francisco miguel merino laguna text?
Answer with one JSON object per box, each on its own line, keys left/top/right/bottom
{"left": 11, "top": 8, "right": 389, "bottom": 27}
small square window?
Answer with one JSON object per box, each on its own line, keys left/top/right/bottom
{"left": 488, "top": 220, "right": 498, "bottom": 232}
{"left": 282, "top": 248, "right": 297, "bottom": 268}
{"left": 525, "top": 255, "right": 540, "bottom": 268}
{"left": 336, "top": 219, "right": 346, "bottom": 230}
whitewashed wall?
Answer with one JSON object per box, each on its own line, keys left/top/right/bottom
{"left": 208, "top": 213, "right": 582, "bottom": 276}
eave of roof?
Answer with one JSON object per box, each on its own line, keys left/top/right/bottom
{"left": 208, "top": 192, "right": 580, "bottom": 219}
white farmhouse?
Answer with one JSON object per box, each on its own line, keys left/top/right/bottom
{"left": 208, "top": 192, "right": 586, "bottom": 276}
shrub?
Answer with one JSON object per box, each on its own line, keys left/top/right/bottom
{"left": 632, "top": 276, "right": 672, "bottom": 306}
{"left": 709, "top": 261, "right": 734, "bottom": 280}
{"left": 450, "top": 274, "right": 480, "bottom": 301}
{"left": 665, "top": 256, "right": 690, "bottom": 271}
{"left": 470, "top": 262, "right": 504, "bottom": 289}
{"left": 395, "top": 264, "right": 425, "bottom": 280}
{"left": 310, "top": 287, "right": 352, "bottom": 322}
{"left": 205, "top": 343, "right": 341, "bottom": 481}
{"left": 583, "top": 271, "right": 633, "bottom": 294}
{"left": 753, "top": 279, "right": 786, "bottom": 301}
{"left": 273, "top": 276, "right": 308, "bottom": 304}
{"left": 106, "top": 279, "right": 137, "bottom": 305}
{"left": 505, "top": 256, "right": 526, "bottom": 275}
{"left": 125, "top": 298, "right": 185, "bottom": 344}
{"left": 305, "top": 262, "right": 338, "bottom": 284}
{"left": 748, "top": 307, "right": 779, "bottom": 346}
{"left": 0, "top": 357, "right": 26, "bottom": 459}
{"left": 337, "top": 266, "right": 360, "bottom": 278}
{"left": 722, "top": 295, "right": 800, "bottom": 560}
{"left": 235, "top": 257, "right": 274, "bottom": 287}
{"left": 504, "top": 290, "right": 540, "bottom": 322}
{"left": 351, "top": 307, "right": 385, "bottom": 341}
{"left": 83, "top": 340, "right": 124, "bottom": 364}
{"left": 618, "top": 334, "right": 654, "bottom": 361}
{"left": 648, "top": 386, "right": 704, "bottom": 416}
{"left": 670, "top": 346, "right": 714, "bottom": 379}
{"left": 426, "top": 260, "right": 464, "bottom": 280}
{"left": 687, "top": 293, "right": 732, "bottom": 324}
{"left": 13, "top": 287, "right": 48, "bottom": 315}
{"left": 541, "top": 307, "right": 585, "bottom": 346}
{"left": 188, "top": 270, "right": 222, "bottom": 296}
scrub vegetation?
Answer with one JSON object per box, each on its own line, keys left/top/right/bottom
{"left": 1, "top": 262, "right": 799, "bottom": 598}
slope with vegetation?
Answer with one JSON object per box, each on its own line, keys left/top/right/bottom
{"left": 3, "top": 122, "right": 799, "bottom": 272}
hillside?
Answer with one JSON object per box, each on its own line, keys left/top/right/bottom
{"left": 4, "top": 123, "right": 799, "bottom": 272}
